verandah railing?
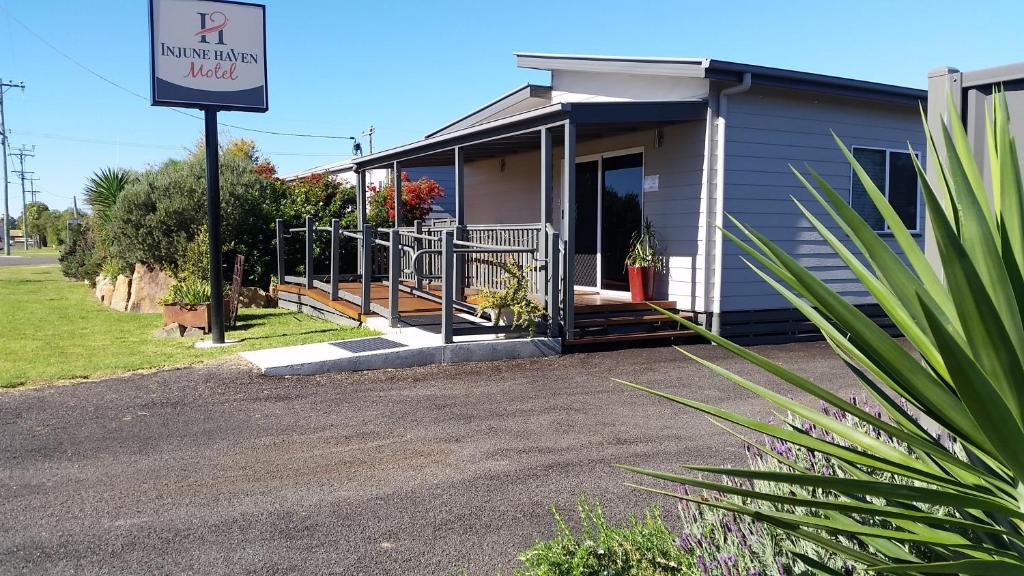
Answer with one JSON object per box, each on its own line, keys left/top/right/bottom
{"left": 276, "top": 218, "right": 561, "bottom": 343}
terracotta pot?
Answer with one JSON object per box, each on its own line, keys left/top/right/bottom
{"left": 627, "top": 265, "right": 655, "bottom": 303}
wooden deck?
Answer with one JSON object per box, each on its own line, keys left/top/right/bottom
{"left": 278, "top": 281, "right": 698, "bottom": 345}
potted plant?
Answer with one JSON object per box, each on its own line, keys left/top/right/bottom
{"left": 625, "top": 219, "right": 662, "bottom": 303}
{"left": 473, "top": 257, "right": 545, "bottom": 337}
{"left": 159, "top": 277, "right": 228, "bottom": 333}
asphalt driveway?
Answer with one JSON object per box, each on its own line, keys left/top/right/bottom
{"left": 0, "top": 342, "right": 862, "bottom": 575}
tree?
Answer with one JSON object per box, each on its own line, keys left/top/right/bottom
{"left": 367, "top": 172, "right": 444, "bottom": 228}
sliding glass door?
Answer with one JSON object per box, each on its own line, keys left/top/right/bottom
{"left": 574, "top": 152, "right": 644, "bottom": 292}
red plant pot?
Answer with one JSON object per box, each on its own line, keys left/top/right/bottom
{"left": 627, "top": 266, "right": 655, "bottom": 303}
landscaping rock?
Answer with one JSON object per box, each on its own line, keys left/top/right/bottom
{"left": 127, "top": 263, "right": 173, "bottom": 313}
{"left": 109, "top": 275, "right": 132, "bottom": 311}
{"left": 94, "top": 276, "right": 111, "bottom": 301}
{"left": 153, "top": 323, "right": 184, "bottom": 338}
{"left": 182, "top": 327, "right": 204, "bottom": 338}
{"left": 238, "top": 286, "right": 275, "bottom": 308}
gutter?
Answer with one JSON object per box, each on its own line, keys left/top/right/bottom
{"left": 708, "top": 72, "right": 751, "bottom": 335}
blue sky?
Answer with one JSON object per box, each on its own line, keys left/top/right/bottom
{"left": 0, "top": 0, "right": 1019, "bottom": 212}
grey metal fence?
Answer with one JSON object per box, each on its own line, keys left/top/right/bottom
{"left": 277, "top": 217, "right": 559, "bottom": 344}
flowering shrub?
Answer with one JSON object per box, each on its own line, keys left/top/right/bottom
{"left": 673, "top": 397, "right": 962, "bottom": 575}
{"left": 367, "top": 172, "right": 444, "bottom": 228}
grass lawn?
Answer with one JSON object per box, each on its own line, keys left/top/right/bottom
{"left": 0, "top": 265, "right": 377, "bottom": 388}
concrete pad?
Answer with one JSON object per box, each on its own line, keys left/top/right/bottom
{"left": 240, "top": 329, "right": 561, "bottom": 376}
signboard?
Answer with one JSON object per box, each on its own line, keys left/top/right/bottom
{"left": 643, "top": 174, "right": 659, "bottom": 193}
{"left": 149, "top": 0, "right": 267, "bottom": 112}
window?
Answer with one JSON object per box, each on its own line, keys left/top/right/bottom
{"left": 850, "top": 147, "right": 920, "bottom": 232}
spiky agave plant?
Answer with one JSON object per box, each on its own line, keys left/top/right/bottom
{"left": 618, "top": 91, "right": 1024, "bottom": 574}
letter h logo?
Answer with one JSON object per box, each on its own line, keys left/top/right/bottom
{"left": 196, "top": 11, "right": 228, "bottom": 45}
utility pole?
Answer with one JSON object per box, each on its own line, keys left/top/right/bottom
{"left": 27, "top": 176, "right": 39, "bottom": 203}
{"left": 362, "top": 125, "right": 375, "bottom": 154}
{"left": 0, "top": 79, "right": 25, "bottom": 255}
{"left": 10, "top": 145, "right": 33, "bottom": 251}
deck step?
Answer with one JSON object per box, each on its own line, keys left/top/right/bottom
{"left": 573, "top": 314, "right": 688, "bottom": 328}
{"left": 572, "top": 300, "right": 676, "bottom": 314}
{"left": 565, "top": 329, "right": 698, "bottom": 346}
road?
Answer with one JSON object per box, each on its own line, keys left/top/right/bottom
{"left": 0, "top": 254, "right": 58, "bottom": 266}
{"left": 1, "top": 342, "right": 861, "bottom": 575}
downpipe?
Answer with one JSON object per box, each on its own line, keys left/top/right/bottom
{"left": 709, "top": 72, "right": 752, "bottom": 337}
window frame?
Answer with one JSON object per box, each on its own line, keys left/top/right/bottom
{"left": 849, "top": 146, "right": 922, "bottom": 234}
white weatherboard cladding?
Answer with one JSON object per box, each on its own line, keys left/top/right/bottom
{"left": 551, "top": 71, "right": 709, "bottom": 103}
{"left": 152, "top": 0, "right": 265, "bottom": 92}
{"left": 720, "top": 87, "right": 926, "bottom": 311}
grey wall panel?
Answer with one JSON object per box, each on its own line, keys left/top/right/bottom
{"left": 404, "top": 166, "right": 457, "bottom": 220}
{"left": 721, "top": 87, "right": 926, "bottom": 312}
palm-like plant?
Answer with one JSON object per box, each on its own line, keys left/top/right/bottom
{"left": 83, "top": 167, "right": 133, "bottom": 227}
{"left": 619, "top": 91, "right": 1024, "bottom": 574}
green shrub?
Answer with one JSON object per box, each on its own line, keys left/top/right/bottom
{"left": 100, "top": 258, "right": 124, "bottom": 280}
{"left": 473, "top": 258, "right": 545, "bottom": 337}
{"left": 515, "top": 497, "right": 693, "bottom": 576}
{"left": 621, "top": 93, "right": 1024, "bottom": 572}
{"left": 107, "top": 145, "right": 275, "bottom": 286}
{"left": 160, "top": 276, "right": 212, "bottom": 306}
{"left": 176, "top": 226, "right": 211, "bottom": 282}
{"left": 58, "top": 221, "right": 103, "bottom": 284}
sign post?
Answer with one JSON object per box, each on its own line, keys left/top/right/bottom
{"left": 150, "top": 0, "right": 267, "bottom": 344}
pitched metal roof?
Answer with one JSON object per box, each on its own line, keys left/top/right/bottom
{"left": 515, "top": 52, "right": 926, "bottom": 105}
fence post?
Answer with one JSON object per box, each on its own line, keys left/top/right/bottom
{"left": 455, "top": 224, "right": 467, "bottom": 300}
{"left": 442, "top": 229, "right": 455, "bottom": 344}
{"left": 548, "top": 229, "right": 561, "bottom": 338}
{"left": 388, "top": 228, "right": 401, "bottom": 328}
{"left": 413, "top": 219, "right": 423, "bottom": 291}
{"left": 361, "top": 224, "right": 373, "bottom": 315}
{"left": 275, "top": 218, "right": 284, "bottom": 284}
{"left": 329, "top": 218, "right": 339, "bottom": 301}
{"left": 305, "top": 215, "right": 315, "bottom": 289}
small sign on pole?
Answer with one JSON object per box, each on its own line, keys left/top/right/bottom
{"left": 149, "top": 0, "right": 267, "bottom": 344}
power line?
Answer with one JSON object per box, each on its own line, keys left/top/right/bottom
{"left": 10, "top": 130, "right": 351, "bottom": 158}
{"left": 0, "top": 3, "right": 362, "bottom": 141}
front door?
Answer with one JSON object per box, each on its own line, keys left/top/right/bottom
{"left": 574, "top": 152, "right": 644, "bottom": 292}
{"left": 574, "top": 161, "right": 600, "bottom": 288}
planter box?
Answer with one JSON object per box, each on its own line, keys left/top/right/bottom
{"left": 627, "top": 265, "right": 655, "bottom": 303}
{"left": 162, "top": 300, "right": 230, "bottom": 333}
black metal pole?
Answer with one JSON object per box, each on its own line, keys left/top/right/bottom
{"left": 204, "top": 108, "right": 225, "bottom": 344}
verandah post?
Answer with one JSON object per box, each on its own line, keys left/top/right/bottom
{"left": 329, "top": 218, "right": 339, "bottom": 301}
{"left": 454, "top": 146, "right": 466, "bottom": 300}
{"left": 547, "top": 229, "right": 560, "bottom": 338}
{"left": 441, "top": 229, "right": 455, "bottom": 344}
{"left": 275, "top": 218, "right": 284, "bottom": 285}
{"left": 361, "top": 224, "right": 373, "bottom": 315}
{"left": 388, "top": 227, "right": 401, "bottom": 328}
{"left": 356, "top": 169, "right": 367, "bottom": 275}
{"left": 562, "top": 121, "right": 576, "bottom": 340}
{"left": 392, "top": 161, "right": 402, "bottom": 229}
{"left": 413, "top": 219, "right": 423, "bottom": 291}
{"left": 305, "top": 215, "right": 315, "bottom": 290}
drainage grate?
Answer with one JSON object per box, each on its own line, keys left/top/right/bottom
{"left": 330, "top": 337, "right": 408, "bottom": 354}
